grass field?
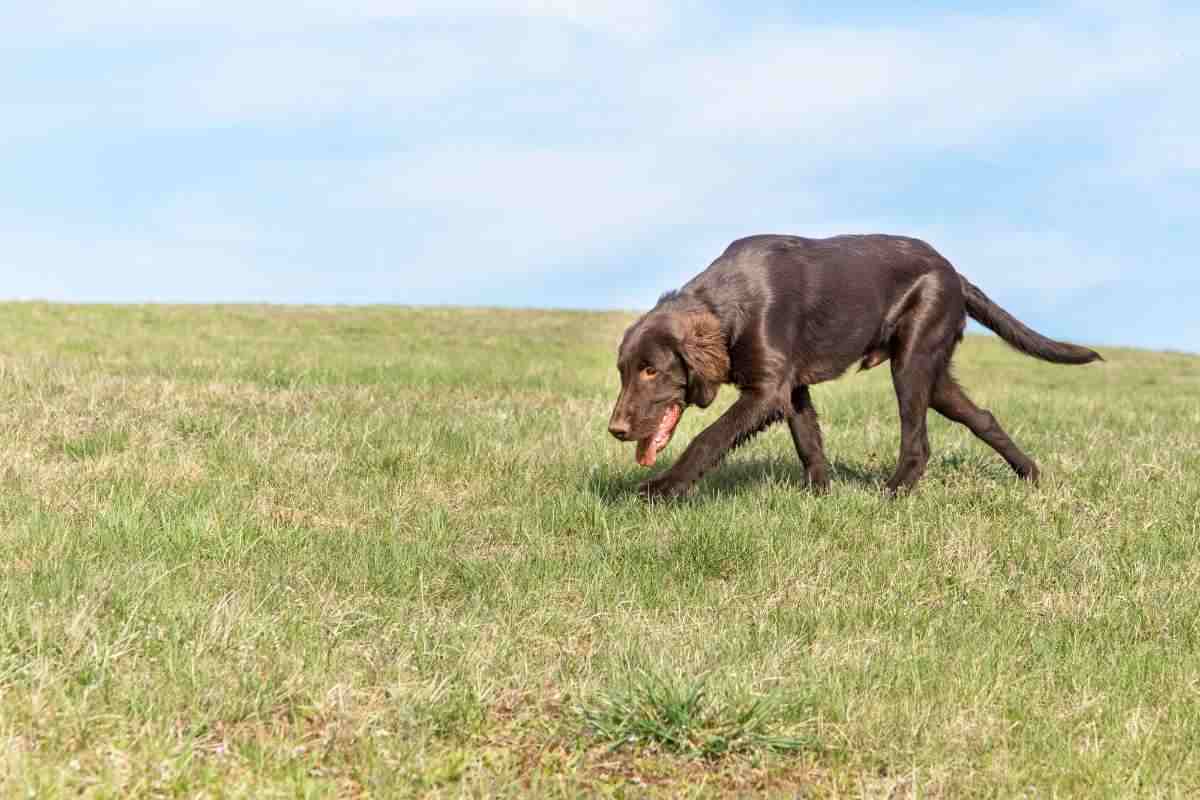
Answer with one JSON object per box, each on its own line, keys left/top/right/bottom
{"left": 1, "top": 302, "right": 1199, "bottom": 797}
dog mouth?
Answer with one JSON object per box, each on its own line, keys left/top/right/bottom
{"left": 635, "top": 403, "right": 683, "bottom": 467}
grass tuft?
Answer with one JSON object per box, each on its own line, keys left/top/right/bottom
{"left": 580, "top": 671, "right": 816, "bottom": 759}
{"left": 55, "top": 429, "right": 130, "bottom": 460}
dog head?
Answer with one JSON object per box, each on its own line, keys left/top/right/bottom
{"left": 607, "top": 308, "right": 729, "bottom": 466}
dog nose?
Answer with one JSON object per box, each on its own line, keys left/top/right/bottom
{"left": 609, "top": 420, "right": 631, "bottom": 441}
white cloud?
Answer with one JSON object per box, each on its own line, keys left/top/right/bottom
{"left": 1, "top": 11, "right": 619, "bottom": 134}
{"left": 3, "top": 227, "right": 283, "bottom": 302}
{"left": 8, "top": 3, "right": 1189, "bottom": 146}
{"left": 134, "top": 37, "right": 488, "bottom": 124}
{"left": 7, "top": 0, "right": 676, "bottom": 43}
{"left": 1113, "top": 98, "right": 1200, "bottom": 180}
{"left": 3, "top": 1, "right": 1198, "bottom": 316}
{"left": 640, "top": 16, "right": 1178, "bottom": 156}
{"left": 371, "top": 144, "right": 743, "bottom": 284}
{"left": 930, "top": 228, "right": 1131, "bottom": 292}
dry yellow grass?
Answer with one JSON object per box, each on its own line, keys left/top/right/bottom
{"left": 0, "top": 302, "right": 1198, "bottom": 797}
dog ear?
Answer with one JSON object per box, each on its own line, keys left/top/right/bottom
{"left": 678, "top": 310, "right": 729, "bottom": 408}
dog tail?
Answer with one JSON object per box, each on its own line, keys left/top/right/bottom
{"left": 960, "top": 276, "right": 1102, "bottom": 365}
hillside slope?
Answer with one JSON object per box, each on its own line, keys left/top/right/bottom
{"left": 1, "top": 303, "right": 1198, "bottom": 797}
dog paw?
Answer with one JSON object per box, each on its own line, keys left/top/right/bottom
{"left": 637, "top": 475, "right": 688, "bottom": 501}
{"left": 806, "top": 466, "right": 831, "bottom": 494}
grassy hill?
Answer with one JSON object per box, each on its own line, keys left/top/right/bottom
{"left": 1, "top": 303, "right": 1199, "bottom": 797}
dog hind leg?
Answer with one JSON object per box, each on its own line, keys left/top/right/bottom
{"left": 884, "top": 279, "right": 962, "bottom": 493}
{"left": 931, "top": 371, "right": 1039, "bottom": 482}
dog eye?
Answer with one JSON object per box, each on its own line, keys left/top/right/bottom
{"left": 641, "top": 366, "right": 658, "bottom": 378}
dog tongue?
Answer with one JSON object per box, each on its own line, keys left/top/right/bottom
{"left": 635, "top": 438, "right": 657, "bottom": 467}
{"left": 635, "top": 404, "right": 682, "bottom": 467}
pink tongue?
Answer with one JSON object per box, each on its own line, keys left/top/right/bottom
{"left": 635, "top": 438, "right": 656, "bottom": 467}
{"left": 635, "top": 405, "right": 681, "bottom": 467}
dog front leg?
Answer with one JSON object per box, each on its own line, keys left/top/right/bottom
{"left": 639, "top": 389, "right": 779, "bottom": 500}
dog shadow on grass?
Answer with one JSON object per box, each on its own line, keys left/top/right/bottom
{"left": 587, "top": 457, "right": 886, "bottom": 505}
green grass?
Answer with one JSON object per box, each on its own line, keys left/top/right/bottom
{"left": 1, "top": 301, "right": 1199, "bottom": 797}
{"left": 580, "top": 672, "right": 816, "bottom": 759}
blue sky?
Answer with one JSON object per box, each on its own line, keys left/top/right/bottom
{"left": 4, "top": 1, "right": 1198, "bottom": 351}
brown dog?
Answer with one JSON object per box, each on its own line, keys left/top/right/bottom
{"left": 608, "top": 234, "right": 1101, "bottom": 499}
